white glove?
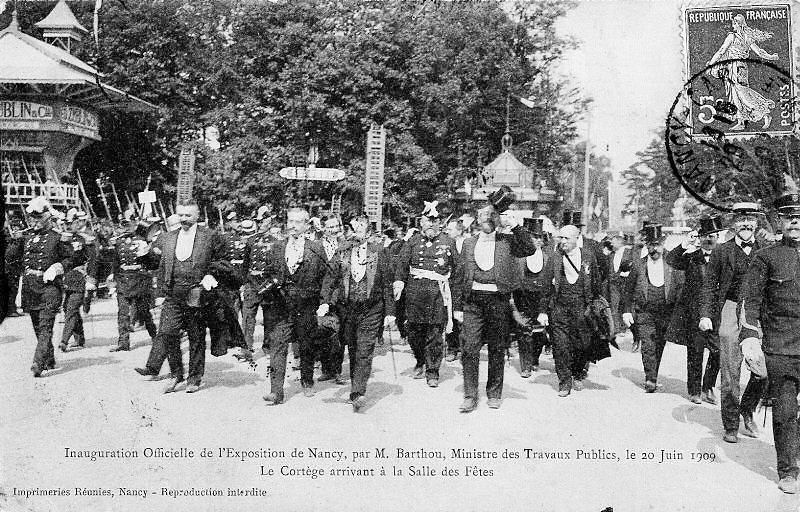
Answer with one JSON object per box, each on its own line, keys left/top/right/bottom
{"left": 536, "top": 313, "right": 549, "bottom": 326}
{"left": 151, "top": 246, "right": 163, "bottom": 256}
{"left": 393, "top": 281, "right": 405, "bottom": 301}
{"left": 155, "top": 297, "right": 165, "bottom": 307}
{"left": 134, "top": 240, "right": 150, "bottom": 257}
{"left": 741, "top": 337, "right": 767, "bottom": 378}
{"left": 622, "top": 312, "right": 635, "bottom": 327}
{"left": 698, "top": 317, "right": 713, "bottom": 332}
{"left": 200, "top": 274, "right": 218, "bottom": 291}
{"left": 42, "top": 263, "right": 64, "bottom": 283}
{"left": 383, "top": 315, "right": 396, "bottom": 328}
{"left": 317, "top": 303, "right": 330, "bottom": 317}
{"left": 453, "top": 311, "right": 464, "bottom": 323}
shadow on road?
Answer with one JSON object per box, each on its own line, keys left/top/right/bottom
{"left": 672, "top": 403, "right": 777, "bottom": 483}
{"left": 45, "top": 355, "right": 117, "bottom": 377}
{"left": 612, "top": 366, "right": 687, "bottom": 397}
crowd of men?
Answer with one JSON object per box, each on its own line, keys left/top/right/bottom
{"left": 5, "top": 188, "right": 800, "bottom": 493}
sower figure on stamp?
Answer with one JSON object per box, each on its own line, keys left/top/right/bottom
{"left": 60, "top": 208, "right": 99, "bottom": 352}
{"left": 454, "top": 195, "right": 534, "bottom": 412}
{"left": 739, "top": 191, "right": 800, "bottom": 493}
{"left": 665, "top": 218, "right": 722, "bottom": 404}
{"left": 699, "top": 202, "right": 768, "bottom": 443}
{"left": 540, "top": 224, "right": 603, "bottom": 397}
{"left": 318, "top": 216, "right": 395, "bottom": 412}
{"left": 153, "top": 200, "right": 228, "bottom": 394}
{"left": 512, "top": 217, "right": 551, "bottom": 378}
{"left": 623, "top": 224, "right": 681, "bottom": 393}
{"left": 393, "top": 201, "right": 462, "bottom": 388}
{"left": 262, "top": 208, "right": 330, "bottom": 405}
{"left": 111, "top": 221, "right": 158, "bottom": 353}
{"left": 5, "top": 197, "right": 74, "bottom": 377}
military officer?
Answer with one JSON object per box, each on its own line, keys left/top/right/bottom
{"left": 241, "top": 218, "right": 277, "bottom": 353}
{"left": 393, "top": 201, "right": 462, "bottom": 387}
{"left": 60, "top": 209, "right": 99, "bottom": 351}
{"left": 5, "top": 197, "right": 74, "bottom": 377}
{"left": 739, "top": 191, "right": 800, "bottom": 493}
{"left": 111, "top": 221, "right": 158, "bottom": 352}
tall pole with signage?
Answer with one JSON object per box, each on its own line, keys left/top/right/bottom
{"left": 364, "top": 124, "right": 386, "bottom": 231}
{"left": 177, "top": 148, "right": 196, "bottom": 204}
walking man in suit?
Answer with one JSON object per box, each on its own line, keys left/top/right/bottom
{"left": 262, "top": 208, "right": 330, "bottom": 404}
{"left": 607, "top": 234, "right": 633, "bottom": 335}
{"left": 699, "top": 202, "right": 768, "bottom": 443}
{"left": 153, "top": 200, "right": 228, "bottom": 394}
{"left": 319, "top": 216, "right": 395, "bottom": 411}
{"left": 623, "top": 224, "right": 681, "bottom": 392}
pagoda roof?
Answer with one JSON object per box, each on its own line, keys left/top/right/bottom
{"left": 0, "top": 14, "right": 156, "bottom": 112}
{"left": 34, "top": 0, "right": 88, "bottom": 33}
{"left": 484, "top": 149, "right": 529, "bottom": 174}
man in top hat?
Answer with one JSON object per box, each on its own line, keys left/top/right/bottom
{"left": 562, "top": 209, "right": 609, "bottom": 286}
{"left": 665, "top": 217, "right": 722, "bottom": 404}
{"left": 623, "top": 223, "right": 681, "bottom": 392}
{"left": 319, "top": 216, "right": 396, "bottom": 411}
{"left": 607, "top": 233, "right": 635, "bottom": 336}
{"left": 60, "top": 209, "right": 99, "bottom": 351}
{"left": 394, "top": 201, "right": 462, "bottom": 387}
{"left": 453, "top": 204, "right": 535, "bottom": 411}
{"left": 5, "top": 197, "right": 74, "bottom": 377}
{"left": 112, "top": 221, "right": 159, "bottom": 353}
{"left": 511, "top": 217, "right": 552, "bottom": 377}
{"left": 739, "top": 191, "right": 800, "bottom": 493}
{"left": 699, "top": 202, "right": 768, "bottom": 443}
{"left": 539, "top": 224, "right": 603, "bottom": 396}
{"left": 262, "top": 207, "right": 331, "bottom": 404}
{"left": 443, "top": 217, "right": 469, "bottom": 362}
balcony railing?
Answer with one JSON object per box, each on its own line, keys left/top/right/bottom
{"left": 3, "top": 182, "right": 80, "bottom": 207}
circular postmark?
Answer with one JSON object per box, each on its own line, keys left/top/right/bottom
{"left": 665, "top": 58, "right": 800, "bottom": 213}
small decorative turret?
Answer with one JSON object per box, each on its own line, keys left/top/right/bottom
{"left": 34, "top": 0, "right": 88, "bottom": 54}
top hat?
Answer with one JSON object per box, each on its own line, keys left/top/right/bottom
{"left": 487, "top": 185, "right": 516, "bottom": 213}
{"left": 134, "top": 221, "right": 152, "bottom": 239}
{"left": 561, "top": 209, "right": 584, "bottom": 227}
{"left": 523, "top": 217, "right": 544, "bottom": 236}
{"left": 639, "top": 220, "right": 655, "bottom": 234}
{"left": 238, "top": 219, "right": 257, "bottom": 235}
{"left": 642, "top": 223, "right": 664, "bottom": 244}
{"left": 775, "top": 193, "right": 800, "bottom": 214}
{"left": 698, "top": 215, "right": 724, "bottom": 236}
{"left": 731, "top": 201, "right": 762, "bottom": 216}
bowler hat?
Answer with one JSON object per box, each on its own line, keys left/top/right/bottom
{"left": 561, "top": 210, "right": 584, "bottom": 227}
{"left": 487, "top": 185, "right": 516, "bottom": 213}
{"left": 698, "top": 216, "right": 724, "bottom": 236}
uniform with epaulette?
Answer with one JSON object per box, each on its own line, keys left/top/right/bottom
{"left": 111, "top": 222, "right": 158, "bottom": 351}
{"left": 393, "top": 202, "right": 462, "bottom": 385}
{"left": 241, "top": 222, "right": 275, "bottom": 352}
{"left": 4, "top": 197, "right": 74, "bottom": 377}
{"left": 59, "top": 209, "right": 99, "bottom": 351}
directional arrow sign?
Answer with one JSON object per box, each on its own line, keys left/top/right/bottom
{"left": 278, "top": 167, "right": 345, "bottom": 181}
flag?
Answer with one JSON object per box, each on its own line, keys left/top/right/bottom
{"left": 93, "top": 0, "right": 103, "bottom": 47}
{"left": 515, "top": 95, "right": 535, "bottom": 109}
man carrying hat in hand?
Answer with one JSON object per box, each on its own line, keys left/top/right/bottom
{"left": 739, "top": 191, "right": 800, "bottom": 493}
{"left": 699, "top": 202, "right": 768, "bottom": 443}
{"left": 5, "top": 197, "right": 74, "bottom": 377}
